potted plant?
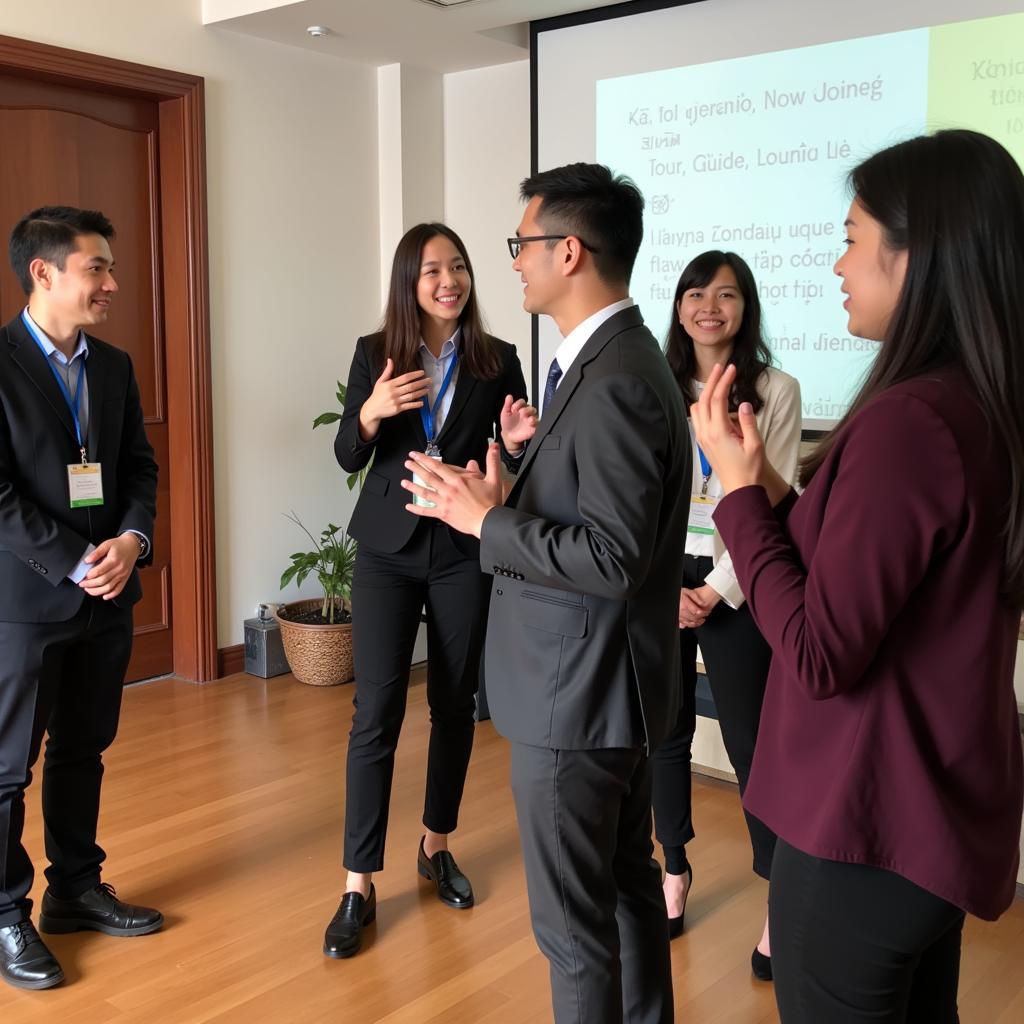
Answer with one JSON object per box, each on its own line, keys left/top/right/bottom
{"left": 275, "top": 513, "right": 358, "bottom": 686}
{"left": 313, "top": 380, "right": 370, "bottom": 491}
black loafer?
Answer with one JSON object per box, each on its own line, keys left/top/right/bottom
{"left": 751, "top": 947, "right": 773, "bottom": 981}
{"left": 0, "top": 920, "right": 64, "bottom": 990}
{"left": 324, "top": 884, "right": 376, "bottom": 959}
{"left": 39, "top": 882, "right": 163, "bottom": 937}
{"left": 417, "top": 838, "right": 474, "bottom": 909}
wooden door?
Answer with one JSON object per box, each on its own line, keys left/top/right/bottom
{"left": 0, "top": 72, "right": 172, "bottom": 681}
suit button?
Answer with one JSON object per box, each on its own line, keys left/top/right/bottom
{"left": 516, "top": 573, "right": 524, "bottom": 581}
{"left": 40, "top": 566, "right": 48, "bottom": 575}
{"left": 496, "top": 588, "right": 503, "bottom": 595}
{"left": 493, "top": 565, "right": 500, "bottom": 573}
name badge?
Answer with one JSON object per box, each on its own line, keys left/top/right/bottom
{"left": 687, "top": 494, "right": 717, "bottom": 535}
{"left": 68, "top": 462, "right": 104, "bottom": 508}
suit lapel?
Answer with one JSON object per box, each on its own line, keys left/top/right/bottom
{"left": 6, "top": 317, "right": 79, "bottom": 446}
{"left": 508, "top": 306, "right": 644, "bottom": 500}
{"left": 84, "top": 337, "right": 105, "bottom": 462}
{"left": 434, "top": 364, "right": 476, "bottom": 450}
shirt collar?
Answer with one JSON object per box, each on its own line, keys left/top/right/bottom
{"left": 418, "top": 326, "right": 461, "bottom": 362}
{"left": 23, "top": 307, "right": 89, "bottom": 365}
{"left": 553, "top": 297, "right": 635, "bottom": 377}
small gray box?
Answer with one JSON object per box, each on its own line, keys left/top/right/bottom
{"left": 244, "top": 612, "right": 290, "bottom": 678}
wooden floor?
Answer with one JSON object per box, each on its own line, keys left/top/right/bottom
{"left": 2, "top": 671, "right": 1023, "bottom": 1023}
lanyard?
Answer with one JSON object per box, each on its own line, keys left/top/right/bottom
{"left": 697, "top": 444, "right": 712, "bottom": 497}
{"left": 420, "top": 350, "right": 459, "bottom": 447}
{"left": 22, "top": 311, "right": 88, "bottom": 463}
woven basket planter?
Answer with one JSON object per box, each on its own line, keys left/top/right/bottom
{"left": 275, "top": 597, "right": 354, "bottom": 687}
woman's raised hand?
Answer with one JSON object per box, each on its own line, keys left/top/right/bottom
{"left": 358, "top": 358, "right": 432, "bottom": 441}
{"left": 500, "top": 395, "right": 539, "bottom": 452}
{"left": 690, "top": 363, "right": 766, "bottom": 495}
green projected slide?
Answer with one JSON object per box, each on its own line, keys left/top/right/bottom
{"left": 596, "top": 11, "right": 1024, "bottom": 425}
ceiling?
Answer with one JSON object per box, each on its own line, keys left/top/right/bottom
{"left": 202, "top": 0, "right": 632, "bottom": 74}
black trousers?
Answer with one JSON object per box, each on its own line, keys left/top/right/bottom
{"left": 652, "top": 554, "right": 777, "bottom": 878}
{"left": 0, "top": 598, "right": 133, "bottom": 928}
{"left": 770, "top": 839, "right": 966, "bottom": 1023}
{"left": 510, "top": 742, "right": 673, "bottom": 1024}
{"left": 343, "top": 522, "right": 490, "bottom": 873}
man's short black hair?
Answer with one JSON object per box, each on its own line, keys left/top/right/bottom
{"left": 519, "top": 163, "right": 644, "bottom": 286}
{"left": 9, "top": 206, "right": 115, "bottom": 295}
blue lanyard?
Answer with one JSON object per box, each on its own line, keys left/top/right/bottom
{"left": 22, "top": 311, "right": 88, "bottom": 461}
{"left": 697, "top": 444, "right": 712, "bottom": 497}
{"left": 420, "top": 350, "right": 459, "bottom": 447}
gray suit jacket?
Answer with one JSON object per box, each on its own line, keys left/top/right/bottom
{"left": 480, "top": 305, "right": 690, "bottom": 751}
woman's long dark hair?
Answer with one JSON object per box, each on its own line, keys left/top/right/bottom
{"left": 378, "top": 222, "right": 500, "bottom": 380}
{"left": 800, "top": 129, "right": 1024, "bottom": 606}
{"left": 664, "top": 250, "right": 774, "bottom": 412}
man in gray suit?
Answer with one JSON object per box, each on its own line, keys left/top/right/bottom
{"left": 404, "top": 163, "right": 689, "bottom": 1024}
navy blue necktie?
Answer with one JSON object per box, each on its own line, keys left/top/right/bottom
{"left": 543, "top": 357, "right": 563, "bottom": 415}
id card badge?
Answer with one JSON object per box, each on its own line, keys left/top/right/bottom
{"left": 412, "top": 445, "right": 441, "bottom": 509}
{"left": 68, "top": 462, "right": 104, "bottom": 508}
{"left": 687, "top": 494, "right": 718, "bottom": 536}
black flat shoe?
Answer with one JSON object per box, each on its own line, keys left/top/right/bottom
{"left": 324, "top": 884, "right": 376, "bottom": 959}
{"left": 751, "top": 947, "right": 773, "bottom": 981}
{"left": 417, "top": 838, "right": 474, "bottom": 909}
{"left": 40, "top": 882, "right": 163, "bottom": 937}
{"left": 0, "top": 920, "right": 64, "bottom": 990}
{"left": 667, "top": 864, "right": 692, "bottom": 939}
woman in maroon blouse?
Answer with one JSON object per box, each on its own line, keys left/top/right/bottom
{"left": 692, "top": 129, "right": 1024, "bottom": 1022}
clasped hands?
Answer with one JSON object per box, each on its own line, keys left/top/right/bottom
{"left": 403, "top": 443, "right": 504, "bottom": 538}
{"left": 79, "top": 533, "right": 142, "bottom": 599}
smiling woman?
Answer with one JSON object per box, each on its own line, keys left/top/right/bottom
{"left": 322, "top": 222, "right": 536, "bottom": 960}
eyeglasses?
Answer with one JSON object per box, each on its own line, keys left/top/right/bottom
{"left": 506, "top": 235, "right": 600, "bottom": 259}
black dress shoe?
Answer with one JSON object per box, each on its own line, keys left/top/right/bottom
{"left": 417, "top": 838, "right": 474, "bottom": 908}
{"left": 39, "top": 882, "right": 163, "bottom": 937}
{"left": 667, "top": 864, "right": 692, "bottom": 939}
{"left": 0, "top": 920, "right": 64, "bottom": 990}
{"left": 751, "top": 947, "right": 773, "bottom": 981}
{"left": 324, "top": 884, "right": 376, "bottom": 959}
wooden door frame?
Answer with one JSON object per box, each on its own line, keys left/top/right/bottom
{"left": 0, "top": 33, "right": 217, "bottom": 681}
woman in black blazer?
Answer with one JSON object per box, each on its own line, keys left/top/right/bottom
{"left": 323, "top": 223, "right": 535, "bottom": 959}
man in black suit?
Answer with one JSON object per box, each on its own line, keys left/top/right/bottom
{"left": 405, "top": 165, "right": 690, "bottom": 1023}
{"left": 0, "top": 207, "right": 162, "bottom": 991}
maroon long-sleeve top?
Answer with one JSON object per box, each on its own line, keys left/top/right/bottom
{"left": 715, "top": 369, "right": 1023, "bottom": 920}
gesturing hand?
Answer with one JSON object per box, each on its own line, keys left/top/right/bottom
{"left": 690, "top": 363, "right": 766, "bottom": 495}
{"left": 500, "top": 394, "right": 539, "bottom": 453}
{"left": 80, "top": 534, "right": 141, "bottom": 600}
{"left": 358, "top": 358, "right": 431, "bottom": 441}
{"left": 691, "top": 363, "right": 791, "bottom": 503}
{"left": 402, "top": 443, "right": 503, "bottom": 538}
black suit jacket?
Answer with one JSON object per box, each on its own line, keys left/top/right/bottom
{"left": 479, "top": 306, "right": 690, "bottom": 752}
{"left": 335, "top": 332, "right": 528, "bottom": 556}
{"left": 0, "top": 314, "right": 157, "bottom": 623}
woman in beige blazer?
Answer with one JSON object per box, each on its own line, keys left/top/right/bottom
{"left": 653, "top": 250, "right": 801, "bottom": 982}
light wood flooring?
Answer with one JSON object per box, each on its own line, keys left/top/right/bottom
{"left": 2, "top": 670, "right": 1023, "bottom": 1023}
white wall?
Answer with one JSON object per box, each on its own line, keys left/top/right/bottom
{"left": 443, "top": 61, "right": 533, "bottom": 393}
{"left": 0, "top": 0, "right": 381, "bottom": 648}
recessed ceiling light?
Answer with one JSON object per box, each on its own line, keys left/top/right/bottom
{"left": 306, "top": 25, "right": 330, "bottom": 38}
{"left": 415, "top": 0, "right": 487, "bottom": 8}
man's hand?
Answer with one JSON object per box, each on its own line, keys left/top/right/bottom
{"left": 500, "top": 394, "right": 539, "bottom": 453}
{"left": 80, "top": 533, "right": 141, "bottom": 600}
{"left": 402, "top": 443, "right": 503, "bottom": 538}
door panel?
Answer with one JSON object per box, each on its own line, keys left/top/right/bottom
{"left": 0, "top": 75, "right": 172, "bottom": 681}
